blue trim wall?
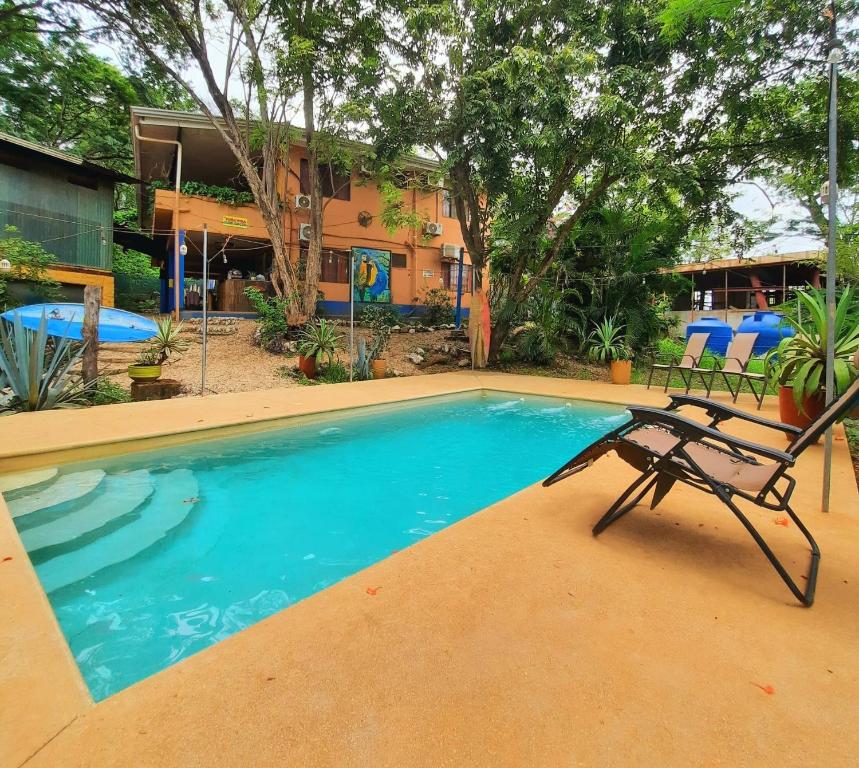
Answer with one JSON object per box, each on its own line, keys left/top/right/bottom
{"left": 317, "top": 300, "right": 470, "bottom": 320}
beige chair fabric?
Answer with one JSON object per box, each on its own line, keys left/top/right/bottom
{"left": 625, "top": 426, "right": 779, "bottom": 492}
{"left": 720, "top": 333, "right": 757, "bottom": 374}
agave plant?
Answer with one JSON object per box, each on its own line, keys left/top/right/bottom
{"left": 586, "top": 315, "right": 629, "bottom": 364}
{"left": 148, "top": 315, "right": 189, "bottom": 365}
{"left": 766, "top": 287, "right": 859, "bottom": 411}
{"left": 298, "top": 318, "right": 342, "bottom": 365}
{"left": 0, "top": 313, "right": 92, "bottom": 412}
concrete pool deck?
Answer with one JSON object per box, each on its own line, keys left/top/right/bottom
{"left": 1, "top": 372, "right": 857, "bottom": 767}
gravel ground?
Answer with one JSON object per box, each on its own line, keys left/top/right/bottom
{"left": 107, "top": 319, "right": 478, "bottom": 395}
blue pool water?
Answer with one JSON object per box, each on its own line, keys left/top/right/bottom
{"left": 6, "top": 391, "right": 626, "bottom": 700}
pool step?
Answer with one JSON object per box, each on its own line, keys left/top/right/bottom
{"left": 36, "top": 469, "right": 198, "bottom": 593}
{"left": 20, "top": 470, "right": 153, "bottom": 551}
{"left": 0, "top": 467, "right": 58, "bottom": 494}
{"left": 7, "top": 470, "right": 106, "bottom": 518}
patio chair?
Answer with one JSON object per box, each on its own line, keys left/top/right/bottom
{"left": 646, "top": 332, "right": 711, "bottom": 393}
{"left": 543, "top": 375, "right": 859, "bottom": 606}
{"left": 692, "top": 332, "right": 767, "bottom": 410}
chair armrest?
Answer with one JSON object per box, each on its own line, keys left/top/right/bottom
{"left": 627, "top": 406, "right": 796, "bottom": 465}
{"left": 666, "top": 395, "right": 802, "bottom": 435}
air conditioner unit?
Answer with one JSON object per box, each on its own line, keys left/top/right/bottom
{"left": 424, "top": 221, "right": 443, "bottom": 237}
{"left": 299, "top": 223, "right": 312, "bottom": 241}
{"left": 441, "top": 243, "right": 460, "bottom": 261}
{"left": 294, "top": 193, "right": 312, "bottom": 210}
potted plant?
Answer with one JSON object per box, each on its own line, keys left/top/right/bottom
{"left": 765, "top": 288, "right": 859, "bottom": 428}
{"left": 366, "top": 318, "right": 392, "bottom": 379}
{"left": 128, "top": 316, "right": 188, "bottom": 382}
{"left": 587, "top": 316, "right": 632, "bottom": 384}
{"left": 609, "top": 345, "right": 634, "bottom": 385}
{"left": 298, "top": 319, "right": 342, "bottom": 379}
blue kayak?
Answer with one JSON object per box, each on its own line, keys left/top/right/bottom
{"left": 1, "top": 303, "right": 158, "bottom": 342}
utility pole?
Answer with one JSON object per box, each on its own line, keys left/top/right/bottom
{"left": 822, "top": 0, "right": 841, "bottom": 513}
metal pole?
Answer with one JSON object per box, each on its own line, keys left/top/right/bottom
{"left": 202, "top": 224, "right": 208, "bottom": 396}
{"left": 822, "top": 6, "right": 840, "bottom": 513}
{"left": 454, "top": 246, "right": 465, "bottom": 329}
{"left": 349, "top": 249, "right": 354, "bottom": 381}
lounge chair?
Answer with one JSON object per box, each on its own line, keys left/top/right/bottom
{"left": 692, "top": 332, "right": 767, "bottom": 409}
{"left": 646, "top": 332, "right": 710, "bottom": 393}
{"left": 543, "top": 372, "right": 859, "bottom": 606}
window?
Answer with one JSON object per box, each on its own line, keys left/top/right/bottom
{"left": 442, "top": 261, "right": 472, "bottom": 292}
{"left": 320, "top": 249, "right": 351, "bottom": 283}
{"left": 391, "top": 252, "right": 407, "bottom": 269}
{"left": 300, "top": 159, "right": 351, "bottom": 201}
{"left": 442, "top": 189, "right": 455, "bottom": 218}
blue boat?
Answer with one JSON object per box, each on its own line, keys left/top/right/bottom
{"left": 0, "top": 303, "right": 158, "bottom": 343}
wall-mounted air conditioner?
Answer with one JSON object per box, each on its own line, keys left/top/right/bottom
{"left": 299, "top": 223, "right": 312, "bottom": 241}
{"left": 424, "top": 221, "right": 443, "bottom": 237}
{"left": 294, "top": 194, "right": 312, "bottom": 210}
{"left": 441, "top": 243, "right": 460, "bottom": 261}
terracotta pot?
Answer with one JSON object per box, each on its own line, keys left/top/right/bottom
{"left": 610, "top": 359, "right": 632, "bottom": 385}
{"left": 371, "top": 358, "right": 387, "bottom": 379}
{"left": 298, "top": 354, "right": 317, "bottom": 379}
{"left": 778, "top": 385, "right": 825, "bottom": 431}
{"left": 128, "top": 364, "right": 162, "bottom": 382}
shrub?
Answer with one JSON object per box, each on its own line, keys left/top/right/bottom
{"left": 0, "top": 226, "right": 61, "bottom": 308}
{"left": 317, "top": 361, "right": 349, "bottom": 383}
{"left": 91, "top": 380, "right": 133, "bottom": 405}
{"left": 514, "top": 322, "right": 557, "bottom": 366}
{"left": 244, "top": 287, "right": 294, "bottom": 351}
{"left": 359, "top": 305, "right": 400, "bottom": 328}
{"left": 417, "top": 287, "right": 453, "bottom": 326}
{"left": 297, "top": 318, "right": 342, "bottom": 365}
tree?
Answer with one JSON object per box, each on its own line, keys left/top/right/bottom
{"left": 72, "top": 0, "right": 308, "bottom": 318}
{"left": 374, "top": 0, "right": 843, "bottom": 359}
{"left": 273, "top": 0, "right": 400, "bottom": 316}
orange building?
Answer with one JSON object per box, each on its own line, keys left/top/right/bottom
{"left": 131, "top": 107, "right": 475, "bottom": 318}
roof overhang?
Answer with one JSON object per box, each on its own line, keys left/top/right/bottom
{"left": 0, "top": 131, "right": 139, "bottom": 184}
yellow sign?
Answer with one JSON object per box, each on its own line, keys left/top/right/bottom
{"left": 222, "top": 215, "right": 248, "bottom": 229}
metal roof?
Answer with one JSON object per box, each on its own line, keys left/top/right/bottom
{"left": 0, "top": 131, "right": 140, "bottom": 184}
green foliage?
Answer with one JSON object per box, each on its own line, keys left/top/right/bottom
{"left": 511, "top": 281, "right": 571, "bottom": 365}
{"left": 376, "top": 0, "right": 838, "bottom": 356}
{"left": 298, "top": 319, "right": 342, "bottom": 365}
{"left": 417, "top": 287, "right": 453, "bottom": 326}
{"left": 317, "top": 361, "right": 349, "bottom": 383}
{"left": 0, "top": 25, "right": 192, "bottom": 175}
{"left": 587, "top": 316, "right": 629, "bottom": 364}
{"left": 244, "top": 287, "right": 295, "bottom": 349}
{"left": 150, "top": 180, "right": 255, "bottom": 206}
{"left": 0, "top": 313, "right": 92, "bottom": 412}
{"left": 359, "top": 304, "right": 400, "bottom": 329}
{"left": 0, "top": 226, "right": 61, "bottom": 308}
{"left": 363, "top": 311, "right": 392, "bottom": 361}
{"left": 112, "top": 245, "right": 158, "bottom": 278}
{"left": 765, "top": 288, "right": 859, "bottom": 412}
{"left": 90, "top": 379, "right": 133, "bottom": 405}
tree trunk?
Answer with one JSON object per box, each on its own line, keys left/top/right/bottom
{"left": 301, "top": 72, "right": 323, "bottom": 319}
{"left": 82, "top": 285, "right": 101, "bottom": 386}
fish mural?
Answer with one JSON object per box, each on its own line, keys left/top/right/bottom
{"left": 352, "top": 247, "right": 391, "bottom": 303}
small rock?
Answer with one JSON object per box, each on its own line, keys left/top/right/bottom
{"left": 406, "top": 353, "right": 425, "bottom": 364}
{"left": 391, "top": 325, "right": 400, "bottom": 332}
{"left": 458, "top": 358, "right": 470, "bottom": 367}
{"left": 428, "top": 326, "right": 436, "bottom": 332}
{"left": 415, "top": 347, "right": 426, "bottom": 356}
{"left": 441, "top": 343, "right": 450, "bottom": 353}
{"left": 408, "top": 328, "right": 416, "bottom": 334}
{"left": 391, "top": 369, "right": 404, "bottom": 377}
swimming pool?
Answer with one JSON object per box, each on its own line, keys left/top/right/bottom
{"left": 4, "top": 391, "right": 626, "bottom": 700}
